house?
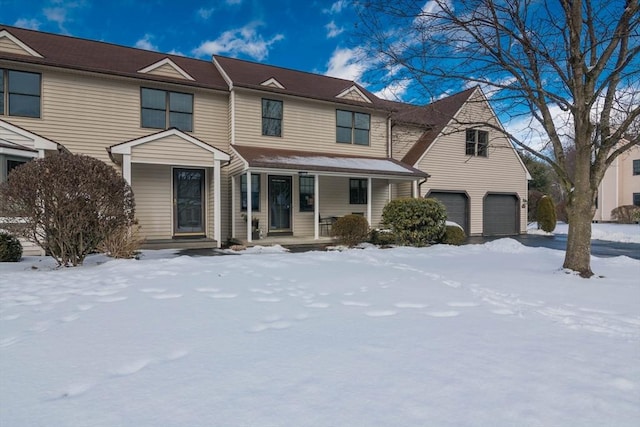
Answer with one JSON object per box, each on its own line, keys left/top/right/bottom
{"left": 1, "top": 24, "right": 527, "bottom": 253}
{"left": 593, "top": 142, "right": 640, "bottom": 222}
{"left": 388, "top": 88, "right": 531, "bottom": 236}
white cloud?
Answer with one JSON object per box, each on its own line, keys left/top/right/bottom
{"left": 374, "top": 79, "right": 411, "bottom": 101}
{"left": 325, "top": 20, "right": 344, "bottom": 38}
{"left": 197, "top": 7, "right": 214, "bottom": 20}
{"left": 43, "top": 7, "right": 67, "bottom": 27}
{"left": 324, "top": 47, "right": 367, "bottom": 81}
{"left": 323, "top": 0, "right": 348, "bottom": 14}
{"left": 226, "top": 0, "right": 242, "bottom": 4}
{"left": 14, "top": 18, "right": 41, "bottom": 30}
{"left": 135, "top": 34, "right": 158, "bottom": 51}
{"left": 192, "top": 22, "right": 284, "bottom": 61}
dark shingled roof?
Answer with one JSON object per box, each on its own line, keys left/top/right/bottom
{"left": 384, "top": 87, "right": 477, "bottom": 165}
{"left": 0, "top": 25, "right": 228, "bottom": 90}
{"left": 214, "top": 55, "right": 387, "bottom": 109}
{"left": 232, "top": 145, "right": 428, "bottom": 179}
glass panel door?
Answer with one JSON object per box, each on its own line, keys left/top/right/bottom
{"left": 173, "top": 168, "right": 205, "bottom": 235}
{"left": 269, "top": 175, "right": 292, "bottom": 231}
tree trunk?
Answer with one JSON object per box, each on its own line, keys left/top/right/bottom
{"left": 563, "top": 206, "right": 594, "bottom": 278}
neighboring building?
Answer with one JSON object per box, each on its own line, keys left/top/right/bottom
{"left": 389, "top": 88, "right": 531, "bottom": 236}
{"left": 593, "top": 142, "right": 640, "bottom": 222}
{"left": 1, "top": 24, "right": 529, "bottom": 251}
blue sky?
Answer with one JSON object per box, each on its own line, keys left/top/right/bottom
{"left": 2, "top": 0, "right": 381, "bottom": 92}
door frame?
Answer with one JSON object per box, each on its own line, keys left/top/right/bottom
{"left": 268, "top": 175, "right": 293, "bottom": 234}
{"left": 172, "top": 167, "right": 207, "bottom": 237}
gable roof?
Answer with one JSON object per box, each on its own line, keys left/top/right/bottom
{"left": 388, "top": 87, "right": 477, "bottom": 165}
{"left": 0, "top": 25, "right": 228, "bottom": 91}
{"left": 233, "top": 145, "right": 428, "bottom": 179}
{"left": 213, "top": 55, "right": 385, "bottom": 109}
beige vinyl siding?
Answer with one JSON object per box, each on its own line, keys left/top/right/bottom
{"left": 371, "top": 179, "right": 389, "bottom": 227}
{"left": 392, "top": 125, "right": 424, "bottom": 160}
{"left": 233, "top": 90, "right": 388, "bottom": 157}
{"left": 618, "top": 145, "right": 640, "bottom": 206}
{"left": 0, "top": 66, "right": 229, "bottom": 165}
{"left": 133, "top": 135, "right": 215, "bottom": 166}
{"left": 132, "top": 163, "right": 173, "bottom": 240}
{"left": 416, "top": 97, "right": 528, "bottom": 235}
{"left": 0, "top": 38, "right": 33, "bottom": 56}
{"left": 391, "top": 182, "right": 413, "bottom": 199}
{"left": 142, "top": 63, "right": 188, "bottom": 80}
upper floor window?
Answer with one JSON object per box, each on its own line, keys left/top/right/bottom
{"left": 633, "top": 159, "right": 640, "bottom": 176}
{"left": 349, "top": 178, "right": 367, "bottom": 204}
{"left": 466, "top": 129, "right": 488, "bottom": 157}
{"left": 337, "top": 110, "right": 370, "bottom": 146}
{"left": 141, "top": 88, "right": 193, "bottom": 132}
{"left": 299, "top": 175, "right": 314, "bottom": 212}
{"left": 262, "top": 99, "right": 282, "bottom": 137}
{"left": 241, "top": 174, "right": 261, "bottom": 211}
{"left": 0, "top": 69, "right": 41, "bottom": 118}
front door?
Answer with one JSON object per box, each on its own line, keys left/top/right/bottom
{"left": 173, "top": 168, "right": 205, "bottom": 235}
{"left": 268, "top": 175, "right": 292, "bottom": 233}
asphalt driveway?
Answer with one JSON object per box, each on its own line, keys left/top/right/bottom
{"left": 467, "top": 234, "right": 640, "bottom": 260}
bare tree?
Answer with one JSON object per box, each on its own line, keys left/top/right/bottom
{"left": 356, "top": 0, "right": 640, "bottom": 277}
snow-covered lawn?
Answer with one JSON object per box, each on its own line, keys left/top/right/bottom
{"left": 528, "top": 221, "right": 640, "bottom": 243}
{"left": 1, "top": 240, "right": 639, "bottom": 426}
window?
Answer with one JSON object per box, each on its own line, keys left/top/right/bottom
{"left": 0, "top": 69, "right": 41, "bottom": 118}
{"left": 262, "top": 99, "right": 282, "bottom": 136}
{"left": 633, "top": 159, "right": 640, "bottom": 176}
{"left": 466, "top": 129, "right": 488, "bottom": 157}
{"left": 141, "top": 88, "right": 193, "bottom": 132}
{"left": 634, "top": 193, "right": 640, "bottom": 207}
{"left": 3, "top": 158, "right": 29, "bottom": 181}
{"left": 336, "top": 110, "right": 370, "bottom": 145}
{"left": 349, "top": 178, "right": 367, "bottom": 204}
{"left": 299, "top": 175, "right": 314, "bottom": 212}
{"left": 241, "top": 174, "right": 261, "bottom": 211}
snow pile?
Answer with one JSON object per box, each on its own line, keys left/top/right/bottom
{"left": 1, "top": 241, "right": 639, "bottom": 426}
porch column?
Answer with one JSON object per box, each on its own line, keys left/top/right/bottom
{"left": 314, "top": 174, "right": 320, "bottom": 240}
{"left": 367, "top": 177, "right": 372, "bottom": 226}
{"left": 231, "top": 175, "right": 236, "bottom": 238}
{"left": 213, "top": 160, "right": 222, "bottom": 248}
{"left": 246, "top": 171, "right": 252, "bottom": 243}
{"left": 122, "top": 153, "right": 132, "bottom": 186}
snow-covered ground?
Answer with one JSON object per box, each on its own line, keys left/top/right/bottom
{"left": 528, "top": 221, "right": 640, "bottom": 243}
{"left": 1, "top": 240, "right": 639, "bottom": 426}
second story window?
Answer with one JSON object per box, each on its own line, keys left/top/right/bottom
{"left": 1, "top": 69, "right": 41, "bottom": 118}
{"left": 262, "top": 99, "right": 282, "bottom": 136}
{"left": 466, "top": 129, "right": 488, "bottom": 157}
{"left": 141, "top": 88, "right": 193, "bottom": 132}
{"left": 337, "top": 110, "right": 370, "bottom": 145}
{"left": 633, "top": 159, "right": 640, "bottom": 176}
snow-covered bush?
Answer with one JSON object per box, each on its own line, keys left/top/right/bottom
{"left": 537, "top": 195, "right": 557, "bottom": 232}
{"left": 441, "top": 225, "right": 466, "bottom": 245}
{"left": 382, "top": 198, "right": 446, "bottom": 246}
{"left": 331, "top": 214, "right": 369, "bottom": 247}
{"left": 369, "top": 228, "right": 396, "bottom": 246}
{"left": 0, "top": 231, "right": 22, "bottom": 262}
{"left": 0, "top": 153, "right": 136, "bottom": 266}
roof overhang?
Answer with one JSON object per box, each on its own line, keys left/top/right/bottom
{"left": 0, "top": 119, "right": 59, "bottom": 152}
{"left": 109, "top": 128, "right": 230, "bottom": 161}
{"left": 232, "top": 145, "right": 429, "bottom": 180}
{"left": 0, "top": 140, "right": 39, "bottom": 158}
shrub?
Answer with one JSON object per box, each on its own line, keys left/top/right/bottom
{"left": 611, "top": 205, "right": 640, "bottom": 224}
{"left": 97, "top": 224, "right": 142, "bottom": 259}
{"left": 331, "top": 214, "right": 370, "bottom": 247}
{"left": 368, "top": 228, "right": 396, "bottom": 246}
{"left": 441, "top": 225, "right": 466, "bottom": 245}
{"left": 382, "top": 198, "right": 446, "bottom": 246}
{"left": 537, "top": 195, "right": 557, "bottom": 232}
{"left": 0, "top": 232, "right": 23, "bottom": 262}
{"left": 0, "top": 153, "right": 136, "bottom": 266}
{"left": 527, "top": 190, "right": 544, "bottom": 223}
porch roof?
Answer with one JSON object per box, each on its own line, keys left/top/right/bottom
{"left": 232, "top": 146, "right": 429, "bottom": 180}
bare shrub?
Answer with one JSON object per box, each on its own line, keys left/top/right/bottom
{"left": 0, "top": 153, "right": 135, "bottom": 266}
{"left": 97, "top": 224, "right": 142, "bottom": 259}
{"left": 331, "top": 214, "right": 370, "bottom": 247}
{"left": 611, "top": 205, "right": 640, "bottom": 224}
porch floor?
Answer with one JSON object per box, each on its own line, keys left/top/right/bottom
{"left": 242, "top": 235, "right": 336, "bottom": 249}
{"left": 141, "top": 238, "right": 218, "bottom": 250}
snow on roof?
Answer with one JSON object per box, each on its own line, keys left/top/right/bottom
{"left": 257, "top": 155, "right": 415, "bottom": 174}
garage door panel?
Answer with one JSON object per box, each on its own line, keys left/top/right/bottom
{"left": 429, "top": 192, "right": 468, "bottom": 233}
{"left": 483, "top": 194, "right": 518, "bottom": 236}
